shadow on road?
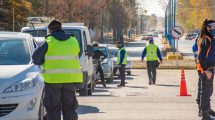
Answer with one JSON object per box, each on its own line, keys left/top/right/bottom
{"left": 155, "top": 84, "right": 179, "bottom": 87}
{"left": 78, "top": 105, "right": 104, "bottom": 114}
{"left": 124, "top": 85, "right": 148, "bottom": 89}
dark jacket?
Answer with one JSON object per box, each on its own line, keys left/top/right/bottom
{"left": 199, "top": 35, "right": 215, "bottom": 71}
{"left": 141, "top": 44, "right": 162, "bottom": 61}
{"left": 32, "top": 30, "right": 71, "bottom": 65}
{"left": 93, "top": 49, "right": 105, "bottom": 64}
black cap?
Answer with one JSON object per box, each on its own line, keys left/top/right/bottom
{"left": 48, "top": 20, "right": 62, "bottom": 32}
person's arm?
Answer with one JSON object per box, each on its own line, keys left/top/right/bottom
{"left": 119, "top": 49, "right": 126, "bottom": 65}
{"left": 157, "top": 47, "right": 163, "bottom": 61}
{"left": 32, "top": 42, "right": 48, "bottom": 65}
{"left": 141, "top": 48, "right": 147, "bottom": 60}
{"left": 199, "top": 38, "right": 210, "bottom": 71}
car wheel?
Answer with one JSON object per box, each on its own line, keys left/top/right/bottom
{"left": 38, "top": 91, "right": 46, "bottom": 120}
{"left": 106, "top": 73, "right": 113, "bottom": 83}
{"left": 127, "top": 71, "right": 131, "bottom": 75}
{"left": 79, "top": 73, "right": 88, "bottom": 96}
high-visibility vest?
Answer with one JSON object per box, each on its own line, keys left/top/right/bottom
{"left": 117, "top": 47, "right": 127, "bottom": 65}
{"left": 196, "top": 35, "right": 211, "bottom": 73}
{"left": 146, "top": 44, "right": 158, "bottom": 61}
{"left": 42, "top": 36, "right": 83, "bottom": 83}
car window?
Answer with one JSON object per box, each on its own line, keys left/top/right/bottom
{"left": 0, "top": 38, "right": 31, "bottom": 65}
{"left": 109, "top": 48, "right": 118, "bottom": 57}
{"left": 98, "top": 47, "right": 108, "bottom": 58}
{"left": 63, "top": 29, "right": 83, "bottom": 53}
{"left": 22, "top": 30, "right": 47, "bottom": 37}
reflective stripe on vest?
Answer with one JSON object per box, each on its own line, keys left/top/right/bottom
{"left": 42, "top": 36, "right": 83, "bottom": 83}
{"left": 146, "top": 44, "right": 158, "bottom": 61}
{"left": 45, "top": 55, "right": 79, "bottom": 60}
{"left": 43, "top": 69, "right": 82, "bottom": 74}
{"left": 117, "top": 47, "right": 127, "bottom": 65}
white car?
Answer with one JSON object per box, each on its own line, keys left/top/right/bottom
{"left": 21, "top": 23, "right": 95, "bottom": 96}
{"left": 96, "top": 45, "right": 114, "bottom": 83}
{"left": 0, "top": 32, "right": 45, "bottom": 120}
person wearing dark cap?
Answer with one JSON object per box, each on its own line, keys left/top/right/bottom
{"left": 32, "top": 20, "right": 82, "bottom": 120}
{"left": 116, "top": 41, "right": 127, "bottom": 87}
{"left": 198, "top": 19, "right": 215, "bottom": 120}
{"left": 92, "top": 41, "right": 106, "bottom": 87}
{"left": 141, "top": 38, "right": 162, "bottom": 85}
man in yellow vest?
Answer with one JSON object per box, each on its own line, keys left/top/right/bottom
{"left": 141, "top": 38, "right": 162, "bottom": 85}
{"left": 32, "top": 20, "right": 82, "bottom": 120}
{"left": 116, "top": 41, "right": 127, "bottom": 87}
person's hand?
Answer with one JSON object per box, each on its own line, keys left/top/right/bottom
{"left": 205, "top": 70, "right": 213, "bottom": 79}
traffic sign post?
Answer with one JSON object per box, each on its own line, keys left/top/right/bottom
{"left": 171, "top": 26, "right": 184, "bottom": 67}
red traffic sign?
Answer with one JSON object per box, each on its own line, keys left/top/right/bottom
{"left": 171, "top": 26, "right": 184, "bottom": 39}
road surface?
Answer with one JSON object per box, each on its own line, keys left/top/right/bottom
{"left": 77, "top": 69, "right": 214, "bottom": 120}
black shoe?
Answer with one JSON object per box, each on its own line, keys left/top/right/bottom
{"left": 102, "top": 82, "right": 106, "bottom": 87}
{"left": 149, "top": 81, "right": 153, "bottom": 85}
{"left": 209, "top": 109, "right": 215, "bottom": 117}
{"left": 202, "top": 112, "right": 213, "bottom": 120}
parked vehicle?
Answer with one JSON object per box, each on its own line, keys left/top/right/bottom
{"left": 21, "top": 23, "right": 95, "bottom": 96}
{"left": 0, "top": 32, "right": 45, "bottom": 120}
{"left": 96, "top": 45, "right": 114, "bottom": 83}
{"left": 109, "top": 47, "right": 132, "bottom": 76}
{"left": 185, "top": 33, "right": 199, "bottom": 41}
{"left": 141, "top": 34, "right": 153, "bottom": 41}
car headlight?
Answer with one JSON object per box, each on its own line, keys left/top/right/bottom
{"left": 3, "top": 78, "right": 38, "bottom": 93}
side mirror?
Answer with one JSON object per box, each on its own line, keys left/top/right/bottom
{"left": 86, "top": 45, "right": 94, "bottom": 57}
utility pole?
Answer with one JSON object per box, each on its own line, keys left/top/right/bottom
{"left": 101, "top": 6, "right": 104, "bottom": 40}
{"left": 13, "top": 7, "right": 15, "bottom": 32}
{"left": 45, "top": 0, "right": 48, "bottom": 16}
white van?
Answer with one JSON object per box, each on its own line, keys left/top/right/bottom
{"left": 21, "top": 23, "right": 96, "bottom": 96}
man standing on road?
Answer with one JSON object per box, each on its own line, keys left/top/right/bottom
{"left": 198, "top": 19, "right": 215, "bottom": 120}
{"left": 141, "top": 38, "right": 162, "bottom": 85}
{"left": 116, "top": 41, "right": 127, "bottom": 87}
{"left": 92, "top": 42, "right": 106, "bottom": 87}
{"left": 32, "top": 20, "right": 82, "bottom": 120}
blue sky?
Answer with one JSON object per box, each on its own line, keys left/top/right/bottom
{"left": 137, "top": 0, "right": 166, "bottom": 17}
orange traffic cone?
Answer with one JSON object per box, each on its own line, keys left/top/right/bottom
{"left": 179, "top": 67, "right": 191, "bottom": 96}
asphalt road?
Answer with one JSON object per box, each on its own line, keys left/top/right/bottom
{"left": 77, "top": 69, "right": 215, "bottom": 120}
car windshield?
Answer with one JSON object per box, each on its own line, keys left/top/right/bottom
{"left": 63, "top": 29, "right": 83, "bottom": 53}
{"left": 22, "top": 30, "right": 47, "bottom": 37}
{"left": 98, "top": 47, "right": 108, "bottom": 58}
{"left": 109, "top": 48, "right": 118, "bottom": 57}
{"left": 0, "top": 38, "right": 31, "bottom": 65}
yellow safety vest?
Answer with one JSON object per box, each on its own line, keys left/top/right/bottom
{"left": 42, "top": 36, "right": 83, "bottom": 83}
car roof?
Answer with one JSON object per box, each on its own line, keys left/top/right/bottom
{"left": 21, "top": 25, "right": 86, "bottom": 31}
{"left": 0, "top": 32, "right": 30, "bottom": 39}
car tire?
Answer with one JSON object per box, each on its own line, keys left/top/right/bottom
{"left": 106, "top": 73, "right": 113, "bottom": 83}
{"left": 127, "top": 71, "right": 131, "bottom": 75}
{"left": 79, "top": 73, "right": 88, "bottom": 96}
{"left": 38, "top": 91, "right": 46, "bottom": 120}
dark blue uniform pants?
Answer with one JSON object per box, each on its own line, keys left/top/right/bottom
{"left": 200, "top": 72, "right": 214, "bottom": 112}
{"left": 147, "top": 61, "right": 158, "bottom": 84}
{"left": 44, "top": 83, "right": 78, "bottom": 120}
